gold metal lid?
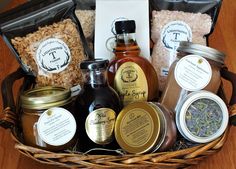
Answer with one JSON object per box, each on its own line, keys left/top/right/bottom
{"left": 21, "top": 86, "right": 71, "bottom": 110}
{"left": 114, "top": 101, "right": 161, "bottom": 154}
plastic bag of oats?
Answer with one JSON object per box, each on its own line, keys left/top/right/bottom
{"left": 0, "top": 0, "right": 93, "bottom": 94}
{"left": 149, "top": 0, "right": 222, "bottom": 91}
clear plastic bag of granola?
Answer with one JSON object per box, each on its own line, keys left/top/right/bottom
{"left": 75, "top": 0, "right": 95, "bottom": 50}
{"left": 149, "top": 0, "right": 222, "bottom": 91}
{"left": 0, "top": 0, "right": 93, "bottom": 90}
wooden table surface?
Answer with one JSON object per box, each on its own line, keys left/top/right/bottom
{"left": 0, "top": 0, "right": 236, "bottom": 169}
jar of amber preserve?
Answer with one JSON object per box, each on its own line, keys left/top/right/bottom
{"left": 20, "top": 86, "right": 77, "bottom": 151}
{"left": 160, "top": 41, "right": 225, "bottom": 113}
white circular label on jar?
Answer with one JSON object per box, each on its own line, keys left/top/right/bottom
{"left": 37, "top": 107, "right": 76, "bottom": 146}
{"left": 36, "top": 38, "right": 71, "bottom": 73}
{"left": 161, "top": 21, "right": 192, "bottom": 51}
{"left": 174, "top": 55, "right": 212, "bottom": 91}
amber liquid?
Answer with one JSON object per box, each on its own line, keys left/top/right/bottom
{"left": 74, "top": 83, "right": 121, "bottom": 153}
{"left": 108, "top": 39, "right": 159, "bottom": 102}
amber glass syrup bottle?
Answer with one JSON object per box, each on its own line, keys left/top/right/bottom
{"left": 74, "top": 59, "right": 122, "bottom": 153}
{"left": 107, "top": 20, "right": 159, "bottom": 106}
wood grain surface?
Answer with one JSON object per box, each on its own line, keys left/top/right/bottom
{"left": 0, "top": 0, "right": 236, "bottom": 169}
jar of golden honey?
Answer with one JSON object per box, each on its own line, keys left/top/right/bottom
{"left": 20, "top": 86, "right": 77, "bottom": 151}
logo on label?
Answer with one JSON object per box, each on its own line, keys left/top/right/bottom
{"left": 37, "top": 107, "right": 76, "bottom": 146}
{"left": 161, "top": 21, "right": 192, "bottom": 51}
{"left": 174, "top": 55, "right": 212, "bottom": 91}
{"left": 36, "top": 38, "right": 71, "bottom": 73}
{"left": 114, "top": 62, "right": 148, "bottom": 106}
{"left": 121, "top": 66, "right": 138, "bottom": 83}
{"left": 85, "top": 108, "right": 116, "bottom": 145}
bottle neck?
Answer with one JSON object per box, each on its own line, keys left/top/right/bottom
{"left": 114, "top": 32, "right": 140, "bottom": 57}
{"left": 82, "top": 68, "right": 108, "bottom": 87}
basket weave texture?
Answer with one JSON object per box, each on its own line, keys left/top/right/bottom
{"left": 1, "top": 68, "right": 236, "bottom": 169}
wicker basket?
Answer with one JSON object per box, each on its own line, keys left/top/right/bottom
{"left": 1, "top": 67, "right": 236, "bottom": 169}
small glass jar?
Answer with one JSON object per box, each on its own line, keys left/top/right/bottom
{"left": 114, "top": 101, "right": 176, "bottom": 154}
{"left": 20, "top": 86, "right": 77, "bottom": 151}
{"left": 175, "top": 90, "right": 228, "bottom": 143}
{"left": 160, "top": 41, "right": 225, "bottom": 113}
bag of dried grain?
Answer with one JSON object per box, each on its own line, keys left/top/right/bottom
{"left": 0, "top": 0, "right": 93, "bottom": 94}
{"left": 149, "top": 0, "right": 222, "bottom": 91}
{"left": 75, "top": 0, "right": 95, "bottom": 50}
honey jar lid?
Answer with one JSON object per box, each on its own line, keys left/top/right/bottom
{"left": 177, "top": 41, "right": 225, "bottom": 65}
{"left": 21, "top": 86, "right": 71, "bottom": 110}
{"left": 114, "top": 101, "right": 161, "bottom": 154}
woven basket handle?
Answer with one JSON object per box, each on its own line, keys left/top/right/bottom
{"left": 221, "top": 68, "right": 236, "bottom": 126}
{"left": 0, "top": 68, "right": 33, "bottom": 129}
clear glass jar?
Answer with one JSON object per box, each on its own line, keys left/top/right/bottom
{"left": 160, "top": 41, "right": 225, "bottom": 113}
{"left": 20, "top": 86, "right": 76, "bottom": 151}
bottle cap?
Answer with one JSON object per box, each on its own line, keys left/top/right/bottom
{"left": 80, "top": 59, "right": 109, "bottom": 70}
{"left": 115, "top": 20, "right": 136, "bottom": 34}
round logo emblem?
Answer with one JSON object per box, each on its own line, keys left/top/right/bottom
{"left": 36, "top": 38, "right": 71, "bottom": 73}
{"left": 161, "top": 21, "right": 192, "bottom": 51}
{"left": 121, "top": 65, "right": 138, "bottom": 83}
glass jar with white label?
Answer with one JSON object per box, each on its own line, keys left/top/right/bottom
{"left": 20, "top": 86, "right": 77, "bottom": 151}
{"left": 160, "top": 41, "right": 225, "bottom": 113}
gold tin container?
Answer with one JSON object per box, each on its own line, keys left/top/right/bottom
{"left": 114, "top": 102, "right": 161, "bottom": 154}
{"left": 20, "top": 86, "right": 76, "bottom": 151}
{"left": 115, "top": 101, "right": 177, "bottom": 154}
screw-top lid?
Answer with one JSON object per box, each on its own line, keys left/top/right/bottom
{"left": 21, "top": 86, "right": 71, "bottom": 110}
{"left": 177, "top": 41, "right": 225, "bottom": 65}
{"left": 80, "top": 59, "right": 109, "bottom": 70}
{"left": 115, "top": 20, "right": 136, "bottom": 34}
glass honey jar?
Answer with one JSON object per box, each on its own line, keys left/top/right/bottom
{"left": 20, "top": 86, "right": 77, "bottom": 151}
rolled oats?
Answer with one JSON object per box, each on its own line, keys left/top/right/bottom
{"left": 11, "top": 19, "right": 85, "bottom": 89}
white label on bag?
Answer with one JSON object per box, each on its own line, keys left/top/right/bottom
{"left": 161, "top": 21, "right": 192, "bottom": 51}
{"left": 174, "top": 55, "right": 212, "bottom": 91}
{"left": 36, "top": 38, "right": 71, "bottom": 73}
{"left": 37, "top": 107, "right": 76, "bottom": 146}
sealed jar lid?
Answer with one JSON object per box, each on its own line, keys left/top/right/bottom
{"left": 21, "top": 86, "right": 72, "bottom": 110}
{"left": 114, "top": 101, "right": 161, "bottom": 154}
{"left": 177, "top": 41, "right": 225, "bottom": 65}
{"left": 176, "top": 90, "right": 229, "bottom": 143}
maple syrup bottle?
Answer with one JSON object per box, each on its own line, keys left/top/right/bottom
{"left": 107, "top": 20, "right": 159, "bottom": 105}
{"left": 74, "top": 59, "right": 122, "bottom": 152}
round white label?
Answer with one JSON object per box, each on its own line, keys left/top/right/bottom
{"left": 36, "top": 38, "right": 71, "bottom": 73}
{"left": 161, "top": 21, "right": 192, "bottom": 51}
{"left": 37, "top": 107, "right": 76, "bottom": 146}
{"left": 174, "top": 55, "right": 212, "bottom": 91}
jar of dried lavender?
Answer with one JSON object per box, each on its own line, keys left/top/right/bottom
{"left": 175, "top": 90, "right": 228, "bottom": 143}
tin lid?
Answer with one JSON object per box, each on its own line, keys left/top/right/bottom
{"left": 177, "top": 41, "right": 225, "bottom": 65}
{"left": 176, "top": 90, "right": 228, "bottom": 143}
{"left": 21, "top": 86, "right": 71, "bottom": 110}
{"left": 114, "top": 101, "right": 161, "bottom": 154}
